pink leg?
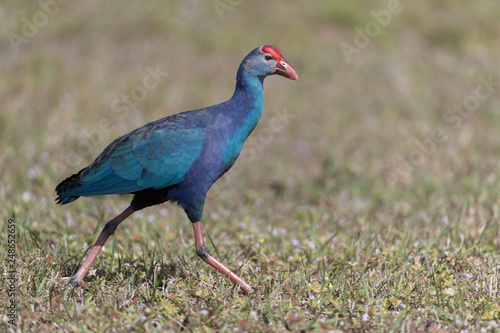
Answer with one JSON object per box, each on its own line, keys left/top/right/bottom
{"left": 192, "top": 221, "right": 253, "bottom": 293}
{"left": 68, "top": 205, "right": 135, "bottom": 286}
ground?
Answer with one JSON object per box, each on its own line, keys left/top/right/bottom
{"left": 1, "top": 0, "right": 500, "bottom": 332}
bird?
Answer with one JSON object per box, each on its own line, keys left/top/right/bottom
{"left": 56, "top": 45, "right": 298, "bottom": 293}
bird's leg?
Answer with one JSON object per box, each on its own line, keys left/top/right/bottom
{"left": 192, "top": 221, "right": 253, "bottom": 293}
{"left": 68, "top": 205, "right": 135, "bottom": 286}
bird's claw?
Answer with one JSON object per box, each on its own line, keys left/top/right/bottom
{"left": 59, "top": 275, "right": 81, "bottom": 287}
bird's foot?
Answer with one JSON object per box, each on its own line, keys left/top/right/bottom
{"left": 59, "top": 275, "right": 82, "bottom": 287}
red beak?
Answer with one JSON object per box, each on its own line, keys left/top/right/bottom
{"left": 274, "top": 59, "right": 298, "bottom": 81}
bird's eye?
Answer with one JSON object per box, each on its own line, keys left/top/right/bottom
{"left": 265, "top": 55, "right": 273, "bottom": 61}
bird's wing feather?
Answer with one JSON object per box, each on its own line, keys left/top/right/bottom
{"left": 71, "top": 126, "right": 205, "bottom": 196}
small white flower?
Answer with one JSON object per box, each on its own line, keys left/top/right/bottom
{"left": 22, "top": 191, "right": 32, "bottom": 202}
{"left": 290, "top": 238, "right": 301, "bottom": 247}
{"left": 273, "top": 227, "right": 288, "bottom": 235}
{"left": 443, "top": 288, "right": 456, "bottom": 296}
{"left": 488, "top": 320, "right": 498, "bottom": 328}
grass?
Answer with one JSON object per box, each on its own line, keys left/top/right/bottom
{"left": 1, "top": 0, "right": 500, "bottom": 331}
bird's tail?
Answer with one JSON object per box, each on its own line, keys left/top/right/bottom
{"left": 55, "top": 169, "right": 85, "bottom": 205}
{"left": 55, "top": 195, "right": 79, "bottom": 205}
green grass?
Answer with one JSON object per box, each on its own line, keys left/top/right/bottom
{"left": 1, "top": 0, "right": 500, "bottom": 331}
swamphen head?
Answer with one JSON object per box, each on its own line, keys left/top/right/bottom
{"left": 239, "top": 45, "right": 298, "bottom": 81}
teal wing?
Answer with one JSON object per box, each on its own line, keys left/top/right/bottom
{"left": 62, "top": 126, "right": 205, "bottom": 197}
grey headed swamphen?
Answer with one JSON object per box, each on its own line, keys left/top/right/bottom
{"left": 56, "top": 45, "right": 298, "bottom": 293}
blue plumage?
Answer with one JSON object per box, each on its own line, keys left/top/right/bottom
{"left": 56, "top": 86, "right": 263, "bottom": 220}
{"left": 56, "top": 46, "right": 294, "bottom": 222}
{"left": 56, "top": 45, "right": 298, "bottom": 291}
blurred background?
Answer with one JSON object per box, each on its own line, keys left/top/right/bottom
{"left": 2, "top": 0, "right": 499, "bottom": 229}
{"left": 1, "top": 0, "right": 500, "bottom": 329}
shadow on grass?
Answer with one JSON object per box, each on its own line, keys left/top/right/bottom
{"left": 59, "top": 249, "right": 179, "bottom": 289}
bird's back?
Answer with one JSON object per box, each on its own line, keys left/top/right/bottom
{"left": 55, "top": 109, "right": 214, "bottom": 204}
{"left": 55, "top": 95, "right": 261, "bottom": 206}
{"left": 55, "top": 45, "right": 288, "bottom": 210}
